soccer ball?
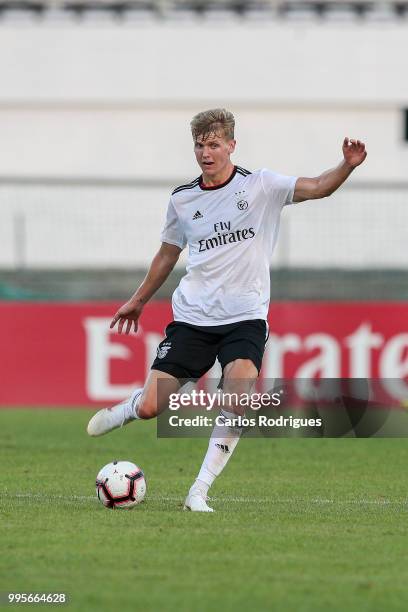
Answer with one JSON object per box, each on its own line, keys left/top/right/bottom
{"left": 96, "top": 460, "right": 146, "bottom": 509}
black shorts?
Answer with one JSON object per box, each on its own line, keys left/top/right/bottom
{"left": 151, "top": 319, "right": 268, "bottom": 381}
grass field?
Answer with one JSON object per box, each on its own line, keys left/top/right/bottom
{"left": 1, "top": 408, "right": 408, "bottom": 612}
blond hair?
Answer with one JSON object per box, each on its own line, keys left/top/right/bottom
{"left": 190, "top": 108, "right": 235, "bottom": 142}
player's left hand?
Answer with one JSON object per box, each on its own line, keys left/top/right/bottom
{"left": 343, "top": 137, "right": 367, "bottom": 168}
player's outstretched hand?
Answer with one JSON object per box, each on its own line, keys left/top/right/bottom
{"left": 343, "top": 137, "right": 367, "bottom": 168}
{"left": 110, "top": 298, "right": 144, "bottom": 334}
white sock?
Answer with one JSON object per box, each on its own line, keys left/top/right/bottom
{"left": 193, "top": 479, "right": 210, "bottom": 497}
{"left": 124, "top": 388, "right": 143, "bottom": 420}
{"left": 194, "top": 410, "right": 242, "bottom": 493}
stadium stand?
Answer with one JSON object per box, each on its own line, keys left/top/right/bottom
{"left": 0, "top": 0, "right": 407, "bottom": 19}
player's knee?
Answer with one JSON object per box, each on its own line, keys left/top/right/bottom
{"left": 137, "top": 398, "right": 158, "bottom": 420}
{"left": 224, "top": 358, "right": 258, "bottom": 381}
{"left": 222, "top": 359, "right": 259, "bottom": 414}
{"left": 223, "top": 360, "right": 258, "bottom": 393}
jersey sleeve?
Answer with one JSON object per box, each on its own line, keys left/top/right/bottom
{"left": 160, "top": 197, "right": 187, "bottom": 249}
{"left": 261, "top": 168, "right": 298, "bottom": 208}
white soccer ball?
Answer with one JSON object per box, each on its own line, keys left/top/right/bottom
{"left": 95, "top": 460, "right": 146, "bottom": 509}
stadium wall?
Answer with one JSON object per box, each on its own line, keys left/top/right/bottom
{"left": 0, "top": 23, "right": 407, "bottom": 181}
{"left": 1, "top": 21, "right": 407, "bottom": 270}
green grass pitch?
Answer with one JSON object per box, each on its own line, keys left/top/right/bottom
{"left": 1, "top": 408, "right": 408, "bottom": 612}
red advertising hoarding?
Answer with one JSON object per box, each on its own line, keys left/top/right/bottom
{"left": 1, "top": 301, "right": 408, "bottom": 406}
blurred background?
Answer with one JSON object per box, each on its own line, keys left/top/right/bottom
{"left": 2, "top": 11, "right": 408, "bottom": 607}
{"left": 1, "top": 0, "right": 407, "bottom": 301}
{"left": 1, "top": 0, "right": 408, "bottom": 405}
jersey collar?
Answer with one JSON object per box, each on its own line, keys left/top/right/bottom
{"left": 199, "top": 166, "right": 237, "bottom": 191}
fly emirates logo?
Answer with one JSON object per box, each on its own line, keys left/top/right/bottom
{"left": 198, "top": 221, "right": 255, "bottom": 253}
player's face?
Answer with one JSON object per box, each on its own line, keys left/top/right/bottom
{"left": 194, "top": 132, "right": 236, "bottom": 178}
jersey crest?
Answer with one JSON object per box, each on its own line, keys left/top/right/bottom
{"left": 157, "top": 341, "right": 172, "bottom": 359}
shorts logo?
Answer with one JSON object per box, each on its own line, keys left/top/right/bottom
{"left": 237, "top": 200, "right": 248, "bottom": 210}
{"left": 157, "top": 341, "right": 172, "bottom": 359}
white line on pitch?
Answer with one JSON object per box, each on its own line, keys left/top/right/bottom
{"left": 1, "top": 492, "right": 407, "bottom": 506}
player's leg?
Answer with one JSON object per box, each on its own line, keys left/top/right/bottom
{"left": 184, "top": 359, "right": 257, "bottom": 512}
{"left": 87, "top": 369, "right": 180, "bottom": 436}
{"left": 87, "top": 321, "right": 219, "bottom": 436}
{"left": 185, "top": 319, "right": 267, "bottom": 512}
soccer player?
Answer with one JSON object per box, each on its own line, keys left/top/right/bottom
{"left": 87, "top": 109, "right": 367, "bottom": 511}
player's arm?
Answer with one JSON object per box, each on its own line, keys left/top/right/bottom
{"left": 293, "top": 137, "right": 367, "bottom": 203}
{"left": 110, "top": 242, "right": 182, "bottom": 334}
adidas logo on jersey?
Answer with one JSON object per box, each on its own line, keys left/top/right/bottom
{"left": 192, "top": 210, "right": 203, "bottom": 220}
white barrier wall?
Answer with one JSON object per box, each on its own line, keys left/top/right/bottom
{"left": 0, "top": 21, "right": 407, "bottom": 181}
{"left": 1, "top": 22, "right": 407, "bottom": 103}
{"left": 0, "top": 107, "right": 406, "bottom": 181}
{"left": 1, "top": 19, "right": 407, "bottom": 268}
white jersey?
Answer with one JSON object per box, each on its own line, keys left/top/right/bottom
{"left": 160, "top": 165, "right": 297, "bottom": 326}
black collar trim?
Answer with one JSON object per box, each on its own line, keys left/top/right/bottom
{"left": 199, "top": 166, "right": 237, "bottom": 191}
